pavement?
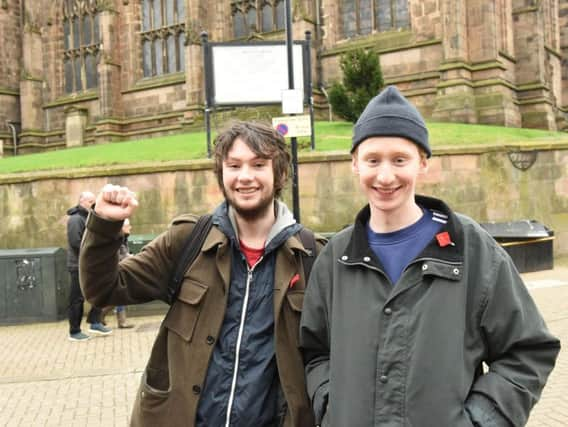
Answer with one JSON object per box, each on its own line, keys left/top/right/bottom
{"left": 0, "top": 267, "right": 567, "bottom": 427}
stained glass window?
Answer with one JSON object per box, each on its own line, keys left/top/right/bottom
{"left": 231, "top": 0, "right": 285, "bottom": 39}
{"left": 342, "top": 0, "right": 409, "bottom": 37}
{"left": 62, "top": 0, "right": 100, "bottom": 93}
{"left": 141, "top": 0, "right": 186, "bottom": 78}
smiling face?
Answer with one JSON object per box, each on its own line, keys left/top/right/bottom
{"left": 222, "top": 137, "right": 276, "bottom": 221}
{"left": 352, "top": 136, "right": 428, "bottom": 227}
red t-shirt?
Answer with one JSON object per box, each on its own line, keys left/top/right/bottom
{"left": 240, "top": 239, "right": 265, "bottom": 267}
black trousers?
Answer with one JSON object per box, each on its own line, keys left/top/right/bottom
{"left": 68, "top": 270, "right": 102, "bottom": 335}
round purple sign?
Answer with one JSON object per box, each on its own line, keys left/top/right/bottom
{"left": 276, "top": 123, "right": 289, "bottom": 136}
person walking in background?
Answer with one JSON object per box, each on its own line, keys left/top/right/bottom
{"left": 66, "top": 191, "right": 112, "bottom": 341}
{"left": 101, "top": 218, "right": 135, "bottom": 329}
{"left": 300, "top": 86, "right": 560, "bottom": 427}
{"left": 79, "top": 121, "right": 325, "bottom": 426}
{"left": 114, "top": 218, "right": 135, "bottom": 328}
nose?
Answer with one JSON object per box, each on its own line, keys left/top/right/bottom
{"left": 376, "top": 164, "right": 395, "bottom": 184}
{"left": 238, "top": 165, "right": 254, "bottom": 181}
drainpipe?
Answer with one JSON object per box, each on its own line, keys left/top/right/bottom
{"left": 315, "top": 0, "right": 323, "bottom": 89}
{"left": 6, "top": 121, "right": 18, "bottom": 156}
{"left": 314, "top": 0, "right": 332, "bottom": 121}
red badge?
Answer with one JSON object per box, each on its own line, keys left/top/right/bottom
{"left": 436, "top": 231, "right": 454, "bottom": 247}
{"left": 289, "top": 273, "right": 300, "bottom": 288}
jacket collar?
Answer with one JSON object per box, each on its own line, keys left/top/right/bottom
{"left": 344, "top": 195, "right": 464, "bottom": 266}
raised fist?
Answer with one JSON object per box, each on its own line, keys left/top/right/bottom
{"left": 94, "top": 184, "right": 139, "bottom": 221}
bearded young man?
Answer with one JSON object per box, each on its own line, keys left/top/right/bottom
{"left": 79, "top": 121, "right": 324, "bottom": 427}
{"left": 299, "top": 86, "right": 560, "bottom": 427}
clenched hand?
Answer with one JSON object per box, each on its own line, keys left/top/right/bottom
{"left": 94, "top": 184, "right": 139, "bottom": 221}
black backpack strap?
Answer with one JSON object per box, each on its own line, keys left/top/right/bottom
{"left": 296, "top": 226, "right": 317, "bottom": 284}
{"left": 166, "top": 214, "right": 213, "bottom": 305}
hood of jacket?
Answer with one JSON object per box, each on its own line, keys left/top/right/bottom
{"left": 212, "top": 199, "right": 300, "bottom": 254}
{"left": 67, "top": 205, "right": 89, "bottom": 217}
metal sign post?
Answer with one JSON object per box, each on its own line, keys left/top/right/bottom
{"left": 305, "top": 31, "right": 315, "bottom": 151}
{"left": 285, "top": 0, "right": 300, "bottom": 223}
{"left": 201, "top": 31, "right": 212, "bottom": 158}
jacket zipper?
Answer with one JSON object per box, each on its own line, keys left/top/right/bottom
{"left": 339, "top": 259, "right": 385, "bottom": 275}
{"left": 224, "top": 260, "right": 259, "bottom": 427}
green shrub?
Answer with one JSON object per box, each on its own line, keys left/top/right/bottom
{"left": 328, "top": 49, "right": 384, "bottom": 123}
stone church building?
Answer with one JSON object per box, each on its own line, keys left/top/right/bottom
{"left": 1, "top": 0, "right": 568, "bottom": 156}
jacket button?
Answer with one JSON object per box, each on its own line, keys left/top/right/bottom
{"left": 379, "top": 375, "right": 388, "bottom": 383}
{"left": 363, "top": 256, "right": 371, "bottom": 262}
{"left": 384, "top": 307, "right": 392, "bottom": 315}
{"left": 341, "top": 255, "right": 348, "bottom": 261}
{"left": 453, "top": 268, "right": 460, "bottom": 275}
{"left": 206, "top": 335, "right": 215, "bottom": 345}
{"left": 192, "top": 385, "right": 201, "bottom": 394}
{"left": 422, "top": 264, "right": 428, "bottom": 271}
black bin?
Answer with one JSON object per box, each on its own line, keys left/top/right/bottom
{"left": 128, "top": 233, "right": 157, "bottom": 255}
{"left": 125, "top": 234, "right": 168, "bottom": 316}
{"left": 480, "top": 220, "right": 554, "bottom": 273}
{"left": 0, "top": 247, "right": 69, "bottom": 324}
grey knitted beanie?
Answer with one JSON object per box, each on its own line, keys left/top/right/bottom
{"left": 351, "top": 86, "right": 430, "bottom": 157}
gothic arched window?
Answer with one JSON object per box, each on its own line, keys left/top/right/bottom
{"left": 63, "top": 0, "right": 100, "bottom": 93}
{"left": 342, "top": 0, "right": 409, "bottom": 38}
{"left": 141, "top": 0, "right": 186, "bottom": 78}
{"left": 231, "top": 0, "right": 285, "bottom": 39}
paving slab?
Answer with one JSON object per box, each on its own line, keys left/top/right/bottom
{"left": 0, "top": 269, "right": 566, "bottom": 427}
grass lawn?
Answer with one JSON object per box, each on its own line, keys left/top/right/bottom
{"left": 1, "top": 120, "right": 568, "bottom": 174}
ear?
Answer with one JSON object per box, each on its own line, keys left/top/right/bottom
{"left": 274, "top": 168, "right": 288, "bottom": 193}
{"left": 418, "top": 156, "right": 429, "bottom": 175}
{"left": 351, "top": 155, "right": 359, "bottom": 175}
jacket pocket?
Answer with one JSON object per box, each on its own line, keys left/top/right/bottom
{"left": 163, "top": 279, "right": 208, "bottom": 342}
{"left": 140, "top": 367, "right": 171, "bottom": 402}
{"left": 286, "top": 289, "right": 305, "bottom": 312}
{"left": 131, "top": 367, "right": 172, "bottom": 426}
{"left": 285, "top": 290, "right": 304, "bottom": 348}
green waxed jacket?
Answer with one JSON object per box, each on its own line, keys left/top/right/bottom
{"left": 300, "top": 195, "right": 560, "bottom": 427}
{"left": 80, "top": 205, "right": 324, "bottom": 427}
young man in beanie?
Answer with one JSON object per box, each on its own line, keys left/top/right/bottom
{"left": 300, "top": 86, "right": 560, "bottom": 427}
{"left": 79, "top": 121, "right": 324, "bottom": 426}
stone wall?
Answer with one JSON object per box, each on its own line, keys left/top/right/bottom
{"left": 2, "top": 144, "right": 568, "bottom": 257}
{"left": 3, "top": 1, "right": 568, "bottom": 157}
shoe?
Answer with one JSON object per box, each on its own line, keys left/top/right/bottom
{"left": 88, "top": 322, "right": 113, "bottom": 336}
{"left": 101, "top": 306, "right": 114, "bottom": 326}
{"left": 117, "top": 310, "right": 134, "bottom": 329}
{"left": 68, "top": 332, "right": 90, "bottom": 342}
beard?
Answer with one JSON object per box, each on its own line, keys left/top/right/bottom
{"left": 223, "top": 188, "right": 276, "bottom": 222}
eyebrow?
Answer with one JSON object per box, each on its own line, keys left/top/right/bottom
{"left": 224, "top": 155, "right": 267, "bottom": 162}
{"left": 362, "top": 150, "right": 414, "bottom": 157}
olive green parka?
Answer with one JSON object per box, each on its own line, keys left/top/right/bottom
{"left": 300, "top": 196, "right": 560, "bottom": 427}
